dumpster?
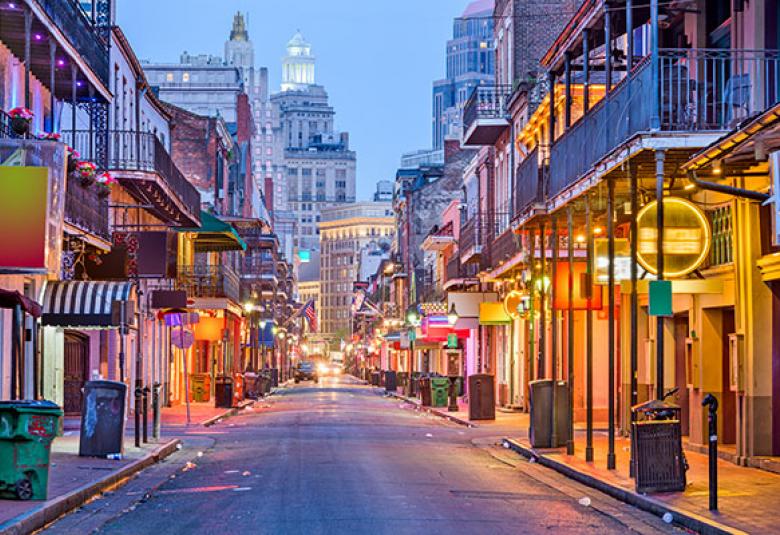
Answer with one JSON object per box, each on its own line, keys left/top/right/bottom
{"left": 79, "top": 380, "right": 127, "bottom": 458}
{"left": 190, "top": 373, "right": 210, "bottom": 402}
{"left": 529, "top": 379, "right": 570, "bottom": 448}
{"left": 468, "top": 374, "right": 496, "bottom": 420}
{"left": 632, "top": 399, "right": 687, "bottom": 493}
{"left": 0, "top": 400, "right": 62, "bottom": 500}
{"left": 214, "top": 375, "right": 233, "bottom": 408}
{"left": 419, "top": 376, "right": 432, "bottom": 406}
{"left": 384, "top": 370, "right": 397, "bottom": 393}
{"left": 430, "top": 377, "right": 449, "bottom": 407}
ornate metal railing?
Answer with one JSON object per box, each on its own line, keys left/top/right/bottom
{"left": 514, "top": 148, "right": 545, "bottom": 217}
{"left": 0, "top": 110, "right": 20, "bottom": 139}
{"left": 64, "top": 173, "right": 110, "bottom": 240}
{"left": 463, "top": 84, "right": 512, "bottom": 133}
{"left": 177, "top": 265, "right": 240, "bottom": 303}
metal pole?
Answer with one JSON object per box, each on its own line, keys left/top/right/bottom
{"left": 650, "top": 0, "right": 661, "bottom": 129}
{"left": 629, "top": 163, "right": 639, "bottom": 475}
{"left": 528, "top": 229, "right": 536, "bottom": 393}
{"left": 585, "top": 195, "right": 594, "bottom": 462}
{"left": 607, "top": 178, "right": 616, "bottom": 470}
{"left": 49, "top": 42, "right": 57, "bottom": 132}
{"left": 626, "top": 0, "right": 634, "bottom": 72}
{"left": 655, "top": 150, "right": 666, "bottom": 400}
{"left": 539, "top": 221, "right": 547, "bottom": 379}
{"left": 181, "top": 324, "right": 191, "bottom": 425}
{"left": 134, "top": 284, "right": 143, "bottom": 448}
{"left": 582, "top": 29, "right": 591, "bottom": 113}
{"left": 566, "top": 206, "right": 575, "bottom": 455}
{"left": 703, "top": 394, "right": 719, "bottom": 511}
{"left": 548, "top": 71, "right": 555, "bottom": 146}
{"left": 551, "top": 215, "right": 559, "bottom": 447}
{"left": 564, "top": 52, "right": 572, "bottom": 128}
{"left": 71, "top": 65, "right": 77, "bottom": 138}
{"left": 605, "top": 4, "right": 612, "bottom": 93}
{"left": 23, "top": 7, "right": 31, "bottom": 110}
{"left": 119, "top": 304, "right": 126, "bottom": 382}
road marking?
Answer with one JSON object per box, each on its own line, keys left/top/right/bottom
{"left": 156, "top": 485, "right": 239, "bottom": 495}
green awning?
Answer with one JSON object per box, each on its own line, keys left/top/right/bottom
{"left": 177, "top": 211, "right": 247, "bottom": 252}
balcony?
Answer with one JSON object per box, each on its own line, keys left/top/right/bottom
{"left": 513, "top": 148, "right": 547, "bottom": 220}
{"left": 444, "top": 256, "right": 479, "bottom": 288}
{"left": 548, "top": 48, "right": 780, "bottom": 203}
{"left": 177, "top": 265, "right": 240, "bottom": 304}
{"left": 460, "top": 212, "right": 510, "bottom": 267}
{"left": 421, "top": 222, "right": 455, "bottom": 252}
{"left": 64, "top": 172, "right": 110, "bottom": 242}
{"left": 489, "top": 227, "right": 520, "bottom": 267}
{"left": 0, "top": 110, "right": 21, "bottom": 140}
{"left": 64, "top": 130, "right": 200, "bottom": 226}
{"left": 462, "top": 84, "right": 512, "bottom": 146}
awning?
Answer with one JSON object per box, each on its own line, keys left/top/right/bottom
{"left": 0, "top": 289, "right": 42, "bottom": 317}
{"left": 41, "top": 281, "right": 135, "bottom": 328}
{"left": 176, "top": 211, "right": 247, "bottom": 252}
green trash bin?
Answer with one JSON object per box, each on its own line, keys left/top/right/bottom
{"left": 0, "top": 400, "right": 62, "bottom": 500}
{"left": 431, "top": 378, "right": 450, "bottom": 408}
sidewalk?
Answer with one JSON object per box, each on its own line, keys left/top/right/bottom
{"left": 0, "top": 398, "right": 257, "bottom": 535}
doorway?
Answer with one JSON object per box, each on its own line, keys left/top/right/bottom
{"left": 63, "top": 332, "right": 89, "bottom": 414}
{"left": 673, "top": 314, "right": 690, "bottom": 436}
{"left": 721, "top": 307, "right": 737, "bottom": 445}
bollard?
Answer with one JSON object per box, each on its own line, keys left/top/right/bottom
{"left": 142, "top": 386, "right": 150, "bottom": 443}
{"left": 134, "top": 386, "right": 142, "bottom": 448}
{"left": 152, "top": 382, "right": 161, "bottom": 439}
{"left": 702, "top": 393, "right": 719, "bottom": 511}
{"left": 447, "top": 377, "right": 458, "bottom": 412}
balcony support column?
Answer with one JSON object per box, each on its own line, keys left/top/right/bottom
{"left": 629, "top": 162, "right": 639, "bottom": 475}
{"left": 583, "top": 29, "right": 591, "bottom": 113}
{"left": 564, "top": 52, "right": 572, "bottom": 128}
{"left": 49, "top": 41, "right": 57, "bottom": 132}
{"left": 539, "top": 220, "right": 547, "bottom": 379}
{"left": 551, "top": 213, "right": 559, "bottom": 448}
{"left": 566, "top": 205, "right": 575, "bottom": 455}
{"left": 655, "top": 150, "right": 666, "bottom": 399}
{"left": 626, "top": 0, "right": 634, "bottom": 72}
{"left": 547, "top": 71, "right": 555, "bottom": 146}
{"left": 70, "top": 64, "right": 77, "bottom": 137}
{"left": 650, "top": 0, "right": 661, "bottom": 129}
{"left": 585, "top": 194, "right": 594, "bottom": 462}
{"left": 528, "top": 229, "right": 536, "bottom": 390}
{"left": 605, "top": 3, "right": 612, "bottom": 93}
{"left": 23, "top": 7, "right": 31, "bottom": 109}
{"left": 607, "top": 177, "right": 616, "bottom": 470}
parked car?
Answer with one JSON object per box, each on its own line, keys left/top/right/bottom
{"left": 294, "top": 361, "right": 318, "bottom": 383}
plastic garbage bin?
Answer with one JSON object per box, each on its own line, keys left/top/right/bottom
{"left": 214, "top": 375, "right": 233, "bottom": 408}
{"left": 0, "top": 400, "right": 62, "bottom": 500}
{"left": 79, "top": 380, "right": 127, "bottom": 458}
{"left": 430, "top": 377, "right": 449, "bottom": 407}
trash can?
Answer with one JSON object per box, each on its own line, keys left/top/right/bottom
{"left": 528, "top": 379, "right": 570, "bottom": 448}
{"left": 468, "top": 374, "right": 496, "bottom": 420}
{"left": 396, "top": 372, "right": 408, "bottom": 389}
{"left": 430, "top": 377, "right": 449, "bottom": 407}
{"left": 270, "top": 368, "right": 279, "bottom": 387}
{"left": 79, "top": 380, "right": 127, "bottom": 458}
{"left": 232, "top": 373, "right": 245, "bottom": 407}
{"left": 410, "top": 372, "right": 423, "bottom": 397}
{"left": 632, "top": 399, "right": 687, "bottom": 493}
{"left": 370, "top": 371, "right": 380, "bottom": 386}
{"left": 0, "top": 400, "right": 62, "bottom": 500}
{"left": 214, "top": 375, "right": 233, "bottom": 408}
{"left": 419, "top": 376, "right": 432, "bottom": 406}
{"left": 244, "top": 372, "right": 259, "bottom": 400}
{"left": 259, "top": 371, "right": 272, "bottom": 396}
{"left": 191, "top": 373, "right": 210, "bottom": 402}
{"left": 384, "top": 370, "right": 397, "bottom": 393}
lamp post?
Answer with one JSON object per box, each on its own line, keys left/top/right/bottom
{"left": 447, "top": 303, "right": 459, "bottom": 326}
{"left": 406, "top": 305, "right": 420, "bottom": 397}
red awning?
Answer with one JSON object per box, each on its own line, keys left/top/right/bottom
{"left": 0, "top": 289, "right": 42, "bottom": 317}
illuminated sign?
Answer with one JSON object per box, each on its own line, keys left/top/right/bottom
{"left": 636, "top": 197, "right": 711, "bottom": 278}
{"left": 0, "top": 167, "right": 49, "bottom": 272}
{"left": 503, "top": 290, "right": 524, "bottom": 320}
{"left": 594, "top": 238, "right": 633, "bottom": 284}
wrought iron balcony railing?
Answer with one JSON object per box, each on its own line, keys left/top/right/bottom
{"left": 0, "top": 110, "right": 21, "bottom": 140}
{"left": 513, "top": 148, "right": 547, "bottom": 219}
{"left": 65, "top": 172, "right": 110, "bottom": 240}
{"left": 177, "top": 265, "right": 240, "bottom": 303}
{"left": 462, "top": 84, "right": 512, "bottom": 145}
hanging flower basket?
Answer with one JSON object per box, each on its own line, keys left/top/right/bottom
{"left": 95, "top": 171, "right": 116, "bottom": 198}
{"left": 8, "top": 107, "right": 33, "bottom": 136}
{"left": 76, "top": 161, "right": 97, "bottom": 187}
{"left": 65, "top": 146, "right": 80, "bottom": 173}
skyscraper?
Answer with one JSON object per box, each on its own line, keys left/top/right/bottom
{"left": 432, "top": 0, "right": 495, "bottom": 149}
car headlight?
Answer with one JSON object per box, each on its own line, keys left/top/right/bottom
{"left": 317, "top": 363, "right": 328, "bottom": 374}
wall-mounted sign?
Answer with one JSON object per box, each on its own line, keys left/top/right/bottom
{"left": 637, "top": 197, "right": 711, "bottom": 278}
{"left": 0, "top": 167, "right": 49, "bottom": 272}
{"left": 594, "top": 238, "right": 632, "bottom": 284}
{"left": 503, "top": 290, "right": 524, "bottom": 320}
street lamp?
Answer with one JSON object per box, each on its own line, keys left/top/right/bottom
{"left": 406, "top": 305, "right": 421, "bottom": 327}
{"left": 447, "top": 303, "right": 459, "bottom": 326}
{"left": 406, "top": 305, "right": 421, "bottom": 397}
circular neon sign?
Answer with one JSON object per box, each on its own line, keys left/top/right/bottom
{"left": 636, "top": 197, "right": 711, "bottom": 278}
{"left": 503, "top": 290, "right": 524, "bottom": 320}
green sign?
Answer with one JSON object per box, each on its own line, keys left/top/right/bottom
{"left": 447, "top": 333, "right": 458, "bottom": 349}
{"left": 649, "top": 280, "right": 673, "bottom": 316}
{"left": 408, "top": 329, "right": 416, "bottom": 342}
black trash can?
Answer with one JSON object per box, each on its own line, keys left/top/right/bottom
{"left": 79, "top": 380, "right": 127, "bottom": 458}
{"left": 396, "top": 372, "right": 408, "bottom": 388}
{"left": 384, "top": 370, "right": 397, "bottom": 393}
{"left": 270, "top": 368, "right": 279, "bottom": 387}
{"left": 468, "top": 374, "right": 496, "bottom": 420}
{"left": 214, "top": 376, "right": 233, "bottom": 408}
{"left": 419, "top": 376, "right": 432, "bottom": 406}
{"left": 632, "top": 399, "right": 687, "bottom": 493}
{"left": 528, "top": 379, "right": 570, "bottom": 448}
{"left": 243, "top": 373, "right": 259, "bottom": 400}
{"left": 370, "top": 371, "right": 380, "bottom": 386}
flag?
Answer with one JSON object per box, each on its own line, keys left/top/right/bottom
{"left": 302, "top": 299, "right": 318, "bottom": 332}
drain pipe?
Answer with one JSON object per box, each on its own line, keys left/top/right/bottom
{"left": 687, "top": 171, "right": 770, "bottom": 202}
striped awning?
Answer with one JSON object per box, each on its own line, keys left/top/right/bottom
{"left": 41, "top": 281, "right": 135, "bottom": 328}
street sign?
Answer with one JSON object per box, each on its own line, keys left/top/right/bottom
{"left": 408, "top": 329, "right": 416, "bottom": 342}
{"left": 447, "top": 333, "right": 457, "bottom": 348}
{"left": 648, "top": 280, "right": 673, "bottom": 316}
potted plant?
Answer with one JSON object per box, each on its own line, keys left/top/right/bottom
{"left": 8, "top": 107, "right": 33, "bottom": 136}
{"left": 65, "top": 145, "right": 80, "bottom": 173}
{"left": 95, "top": 171, "right": 115, "bottom": 198}
{"left": 76, "top": 161, "right": 97, "bottom": 187}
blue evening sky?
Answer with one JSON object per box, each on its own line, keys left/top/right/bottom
{"left": 118, "top": 0, "right": 470, "bottom": 200}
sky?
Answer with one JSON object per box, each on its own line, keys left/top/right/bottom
{"left": 118, "top": 0, "right": 471, "bottom": 201}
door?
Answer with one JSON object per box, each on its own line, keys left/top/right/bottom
{"left": 721, "top": 308, "right": 737, "bottom": 445}
{"left": 64, "top": 332, "right": 89, "bottom": 414}
{"left": 673, "top": 315, "right": 690, "bottom": 436}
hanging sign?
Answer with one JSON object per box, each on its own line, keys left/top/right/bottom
{"left": 503, "top": 290, "right": 524, "bottom": 320}
{"left": 636, "top": 197, "right": 711, "bottom": 278}
{"left": 447, "top": 333, "right": 458, "bottom": 349}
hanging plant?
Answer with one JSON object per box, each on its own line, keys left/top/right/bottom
{"left": 8, "top": 107, "right": 33, "bottom": 136}
{"left": 65, "top": 145, "right": 80, "bottom": 173}
{"left": 95, "top": 171, "right": 116, "bottom": 198}
{"left": 76, "top": 161, "right": 97, "bottom": 187}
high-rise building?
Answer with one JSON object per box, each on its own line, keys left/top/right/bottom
{"left": 319, "top": 203, "right": 394, "bottom": 342}
{"left": 432, "top": 0, "right": 495, "bottom": 150}
{"left": 271, "top": 31, "right": 357, "bottom": 264}
{"left": 373, "top": 181, "right": 394, "bottom": 202}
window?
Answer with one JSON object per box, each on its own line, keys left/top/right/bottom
{"left": 336, "top": 169, "right": 346, "bottom": 179}
{"left": 166, "top": 72, "right": 173, "bottom": 82}
{"left": 336, "top": 181, "right": 346, "bottom": 188}
{"left": 182, "top": 72, "right": 190, "bottom": 82}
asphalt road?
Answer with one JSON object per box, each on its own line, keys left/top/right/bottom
{"left": 44, "top": 376, "right": 679, "bottom": 535}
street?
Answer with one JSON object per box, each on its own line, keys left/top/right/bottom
{"left": 43, "top": 377, "right": 677, "bottom": 535}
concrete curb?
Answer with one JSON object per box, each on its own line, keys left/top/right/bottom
{"left": 0, "top": 439, "right": 181, "bottom": 535}
{"left": 502, "top": 438, "right": 748, "bottom": 535}
{"left": 387, "top": 391, "right": 476, "bottom": 428}
{"left": 201, "top": 399, "right": 256, "bottom": 427}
